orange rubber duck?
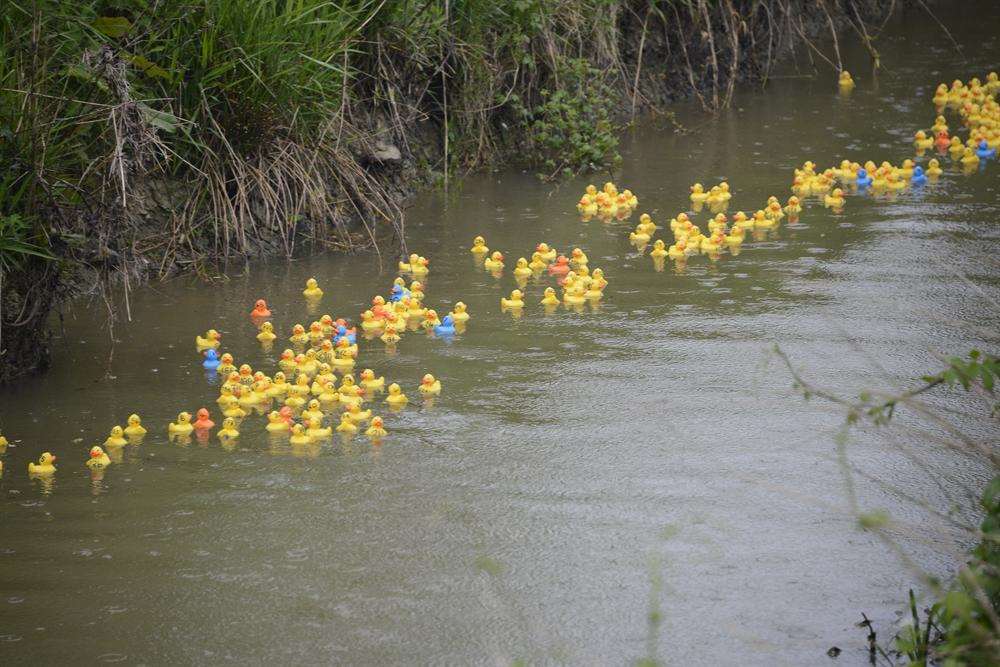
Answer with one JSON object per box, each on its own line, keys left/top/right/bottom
{"left": 251, "top": 299, "right": 272, "bottom": 319}
{"left": 934, "top": 131, "right": 951, "bottom": 152}
{"left": 193, "top": 408, "right": 215, "bottom": 430}
{"left": 548, "top": 255, "right": 571, "bottom": 276}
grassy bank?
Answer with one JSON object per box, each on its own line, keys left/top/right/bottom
{"left": 0, "top": 0, "right": 893, "bottom": 381}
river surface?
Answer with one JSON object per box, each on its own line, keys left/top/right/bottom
{"left": 2, "top": 6, "right": 1000, "bottom": 665}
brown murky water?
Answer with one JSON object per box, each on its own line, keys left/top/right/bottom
{"left": 1, "top": 5, "right": 999, "bottom": 664}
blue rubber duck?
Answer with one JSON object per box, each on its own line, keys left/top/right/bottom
{"left": 911, "top": 166, "right": 927, "bottom": 185}
{"left": 434, "top": 315, "right": 456, "bottom": 337}
{"left": 975, "top": 139, "right": 996, "bottom": 160}
{"left": 334, "top": 324, "right": 356, "bottom": 345}
{"left": 389, "top": 284, "right": 410, "bottom": 303}
{"left": 202, "top": 348, "right": 220, "bottom": 370}
{"left": 856, "top": 168, "right": 872, "bottom": 188}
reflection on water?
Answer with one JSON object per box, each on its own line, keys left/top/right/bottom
{"left": 2, "top": 5, "right": 1000, "bottom": 665}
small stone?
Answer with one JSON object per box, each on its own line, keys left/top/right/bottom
{"left": 371, "top": 141, "right": 401, "bottom": 162}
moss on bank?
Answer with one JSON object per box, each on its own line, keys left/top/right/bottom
{"left": 0, "top": 0, "right": 894, "bottom": 382}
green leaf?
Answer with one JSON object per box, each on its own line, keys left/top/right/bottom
{"left": 93, "top": 16, "right": 133, "bottom": 39}
{"left": 137, "top": 104, "right": 180, "bottom": 133}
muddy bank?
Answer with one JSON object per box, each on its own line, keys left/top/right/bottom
{"left": 0, "top": 0, "right": 897, "bottom": 384}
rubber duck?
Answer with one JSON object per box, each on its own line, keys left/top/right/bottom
{"left": 577, "top": 195, "right": 598, "bottom": 218}
{"left": 345, "top": 403, "right": 372, "bottom": 424}
{"left": 856, "top": 168, "right": 872, "bottom": 188}
{"left": 434, "top": 315, "right": 456, "bottom": 336}
{"left": 838, "top": 71, "right": 855, "bottom": 91}
{"left": 628, "top": 225, "right": 651, "bottom": 245}
{"left": 306, "top": 417, "right": 332, "bottom": 439}
{"left": 221, "top": 394, "right": 248, "bottom": 417}
{"left": 913, "top": 130, "right": 933, "bottom": 151}
{"left": 318, "top": 382, "right": 340, "bottom": 408}
{"left": 933, "top": 83, "right": 949, "bottom": 106}
{"left": 412, "top": 256, "right": 430, "bottom": 276}
{"left": 251, "top": 299, "right": 272, "bottom": 319}
{"left": 501, "top": 289, "right": 524, "bottom": 309}
{"left": 752, "top": 210, "right": 774, "bottom": 229}
{"left": 301, "top": 399, "right": 325, "bottom": 424}
{"left": 569, "top": 248, "right": 589, "bottom": 267}
{"left": 898, "top": 159, "right": 915, "bottom": 179}
{"left": 667, "top": 239, "right": 688, "bottom": 259}
{"left": 104, "top": 426, "right": 128, "bottom": 448}
{"left": 195, "top": 329, "right": 221, "bottom": 350}
{"left": 388, "top": 284, "right": 409, "bottom": 303}
{"left": 202, "top": 348, "right": 221, "bottom": 370}
{"left": 385, "top": 383, "right": 409, "bottom": 407}
{"left": 336, "top": 413, "right": 358, "bottom": 435}
{"left": 513, "top": 257, "right": 533, "bottom": 278}
{"left": 700, "top": 232, "right": 723, "bottom": 254}
{"left": 303, "top": 278, "right": 323, "bottom": 298}
{"left": 289, "top": 424, "right": 312, "bottom": 446}
{"left": 380, "top": 325, "right": 401, "bottom": 345}
{"left": 398, "top": 253, "right": 421, "bottom": 273}
{"left": 256, "top": 321, "right": 277, "bottom": 343}
{"left": 540, "top": 287, "right": 560, "bottom": 306}
{"left": 976, "top": 139, "right": 996, "bottom": 160}
{"left": 421, "top": 309, "right": 442, "bottom": 331}
{"left": 365, "top": 416, "right": 387, "bottom": 438}
{"left": 217, "top": 417, "right": 240, "bottom": 440}
{"left": 193, "top": 408, "right": 215, "bottom": 430}
{"left": 28, "top": 452, "right": 56, "bottom": 475}
{"left": 911, "top": 166, "right": 928, "bottom": 185}
{"left": 824, "top": 188, "right": 845, "bottom": 208}
{"left": 289, "top": 324, "right": 309, "bottom": 346}
{"left": 419, "top": 373, "right": 442, "bottom": 396}
{"left": 562, "top": 281, "right": 586, "bottom": 306}
{"left": 359, "top": 310, "right": 383, "bottom": 333}
{"left": 528, "top": 252, "right": 548, "bottom": 272}
{"left": 449, "top": 302, "right": 470, "bottom": 322}
{"left": 725, "top": 226, "right": 745, "bottom": 247}
{"left": 121, "top": 414, "right": 146, "bottom": 438}
{"left": 783, "top": 196, "right": 802, "bottom": 217}
{"left": 548, "top": 255, "right": 571, "bottom": 276}
{"left": 483, "top": 251, "right": 505, "bottom": 271}
{"left": 650, "top": 239, "right": 669, "bottom": 258}
{"left": 535, "top": 243, "right": 557, "bottom": 262}
{"left": 949, "top": 137, "right": 966, "bottom": 159}
{"left": 926, "top": 158, "right": 943, "bottom": 177}
{"left": 960, "top": 147, "right": 980, "bottom": 168}
{"left": 265, "top": 411, "right": 289, "bottom": 432}
{"left": 470, "top": 236, "right": 489, "bottom": 256}
{"left": 359, "top": 369, "right": 385, "bottom": 392}
{"left": 690, "top": 183, "right": 708, "bottom": 204}
{"left": 731, "top": 211, "right": 752, "bottom": 232}
{"left": 86, "top": 446, "right": 111, "bottom": 469}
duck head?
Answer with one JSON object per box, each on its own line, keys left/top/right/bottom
{"left": 90, "top": 446, "right": 105, "bottom": 460}
{"left": 127, "top": 414, "right": 142, "bottom": 428}
{"left": 421, "top": 374, "right": 436, "bottom": 387}
{"left": 453, "top": 302, "right": 467, "bottom": 314}
{"left": 38, "top": 452, "right": 56, "bottom": 465}
{"left": 305, "top": 278, "right": 319, "bottom": 290}
{"left": 177, "top": 411, "right": 192, "bottom": 425}
{"left": 387, "top": 383, "right": 401, "bottom": 396}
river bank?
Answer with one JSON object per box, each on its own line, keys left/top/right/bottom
{"left": 1, "top": 0, "right": 897, "bottom": 383}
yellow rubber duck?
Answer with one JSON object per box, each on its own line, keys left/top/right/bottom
{"left": 700, "top": 232, "right": 722, "bottom": 254}
{"left": 535, "top": 243, "right": 557, "bottom": 262}
{"left": 824, "top": 188, "right": 846, "bottom": 208}
{"left": 960, "top": 147, "right": 980, "bottom": 167}
{"left": 123, "top": 414, "right": 147, "bottom": 438}
{"left": 948, "top": 137, "right": 965, "bottom": 159}
{"left": 360, "top": 310, "right": 384, "bottom": 333}
{"left": 104, "top": 426, "right": 128, "bottom": 448}
{"left": 562, "top": 282, "right": 586, "bottom": 306}
{"left": 345, "top": 403, "right": 372, "bottom": 424}
{"left": 359, "top": 369, "right": 385, "bottom": 392}
{"left": 838, "top": 71, "right": 855, "bottom": 91}
{"left": 217, "top": 417, "right": 240, "bottom": 440}
{"left": 269, "top": 372, "right": 290, "bottom": 398}
{"left": 636, "top": 213, "right": 657, "bottom": 236}
{"left": 667, "top": 239, "right": 688, "bottom": 259}
{"left": 765, "top": 201, "right": 785, "bottom": 222}
{"left": 365, "top": 416, "right": 387, "bottom": 438}
{"left": 569, "top": 248, "right": 589, "bottom": 267}
{"left": 689, "top": 183, "right": 708, "bottom": 204}
{"left": 650, "top": 239, "right": 669, "bottom": 259}
{"left": 254, "top": 321, "right": 276, "bottom": 343}
{"left": 513, "top": 258, "right": 533, "bottom": 278}
{"left": 483, "top": 251, "right": 505, "bottom": 271}
{"left": 289, "top": 424, "right": 312, "bottom": 446}
{"left": 419, "top": 373, "right": 442, "bottom": 396}
{"left": 450, "top": 302, "right": 470, "bottom": 322}
{"left": 385, "top": 383, "right": 409, "bottom": 407}
{"left": 28, "top": 452, "right": 56, "bottom": 475}
{"left": 289, "top": 324, "right": 309, "bottom": 346}
{"left": 86, "top": 446, "right": 111, "bottom": 469}
{"left": 336, "top": 413, "right": 358, "bottom": 435}
{"left": 500, "top": 289, "right": 524, "bottom": 309}
{"left": 926, "top": 158, "right": 943, "bottom": 177}
{"left": 576, "top": 195, "right": 598, "bottom": 218}
{"left": 752, "top": 210, "right": 774, "bottom": 229}
{"left": 540, "top": 287, "right": 560, "bottom": 306}
{"left": 783, "top": 196, "right": 802, "bottom": 217}
{"left": 221, "top": 395, "right": 248, "bottom": 418}
{"left": 306, "top": 417, "right": 332, "bottom": 439}
{"left": 932, "top": 83, "right": 949, "bottom": 106}
{"left": 301, "top": 399, "right": 325, "bottom": 424}
{"left": 380, "top": 325, "right": 400, "bottom": 345}
{"left": 398, "top": 253, "right": 422, "bottom": 273}
{"left": 628, "top": 226, "right": 651, "bottom": 245}
{"left": 266, "top": 411, "right": 290, "bottom": 432}
{"left": 913, "top": 131, "right": 933, "bottom": 151}
{"left": 303, "top": 278, "right": 323, "bottom": 298}
{"left": 528, "top": 252, "right": 548, "bottom": 272}
{"left": 420, "top": 309, "right": 442, "bottom": 331}
{"left": 731, "top": 211, "right": 752, "bottom": 232}
{"left": 195, "top": 329, "right": 221, "bottom": 350}
{"left": 470, "top": 236, "right": 489, "bottom": 256}
{"left": 318, "top": 382, "right": 340, "bottom": 408}
{"left": 725, "top": 226, "right": 745, "bottom": 247}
